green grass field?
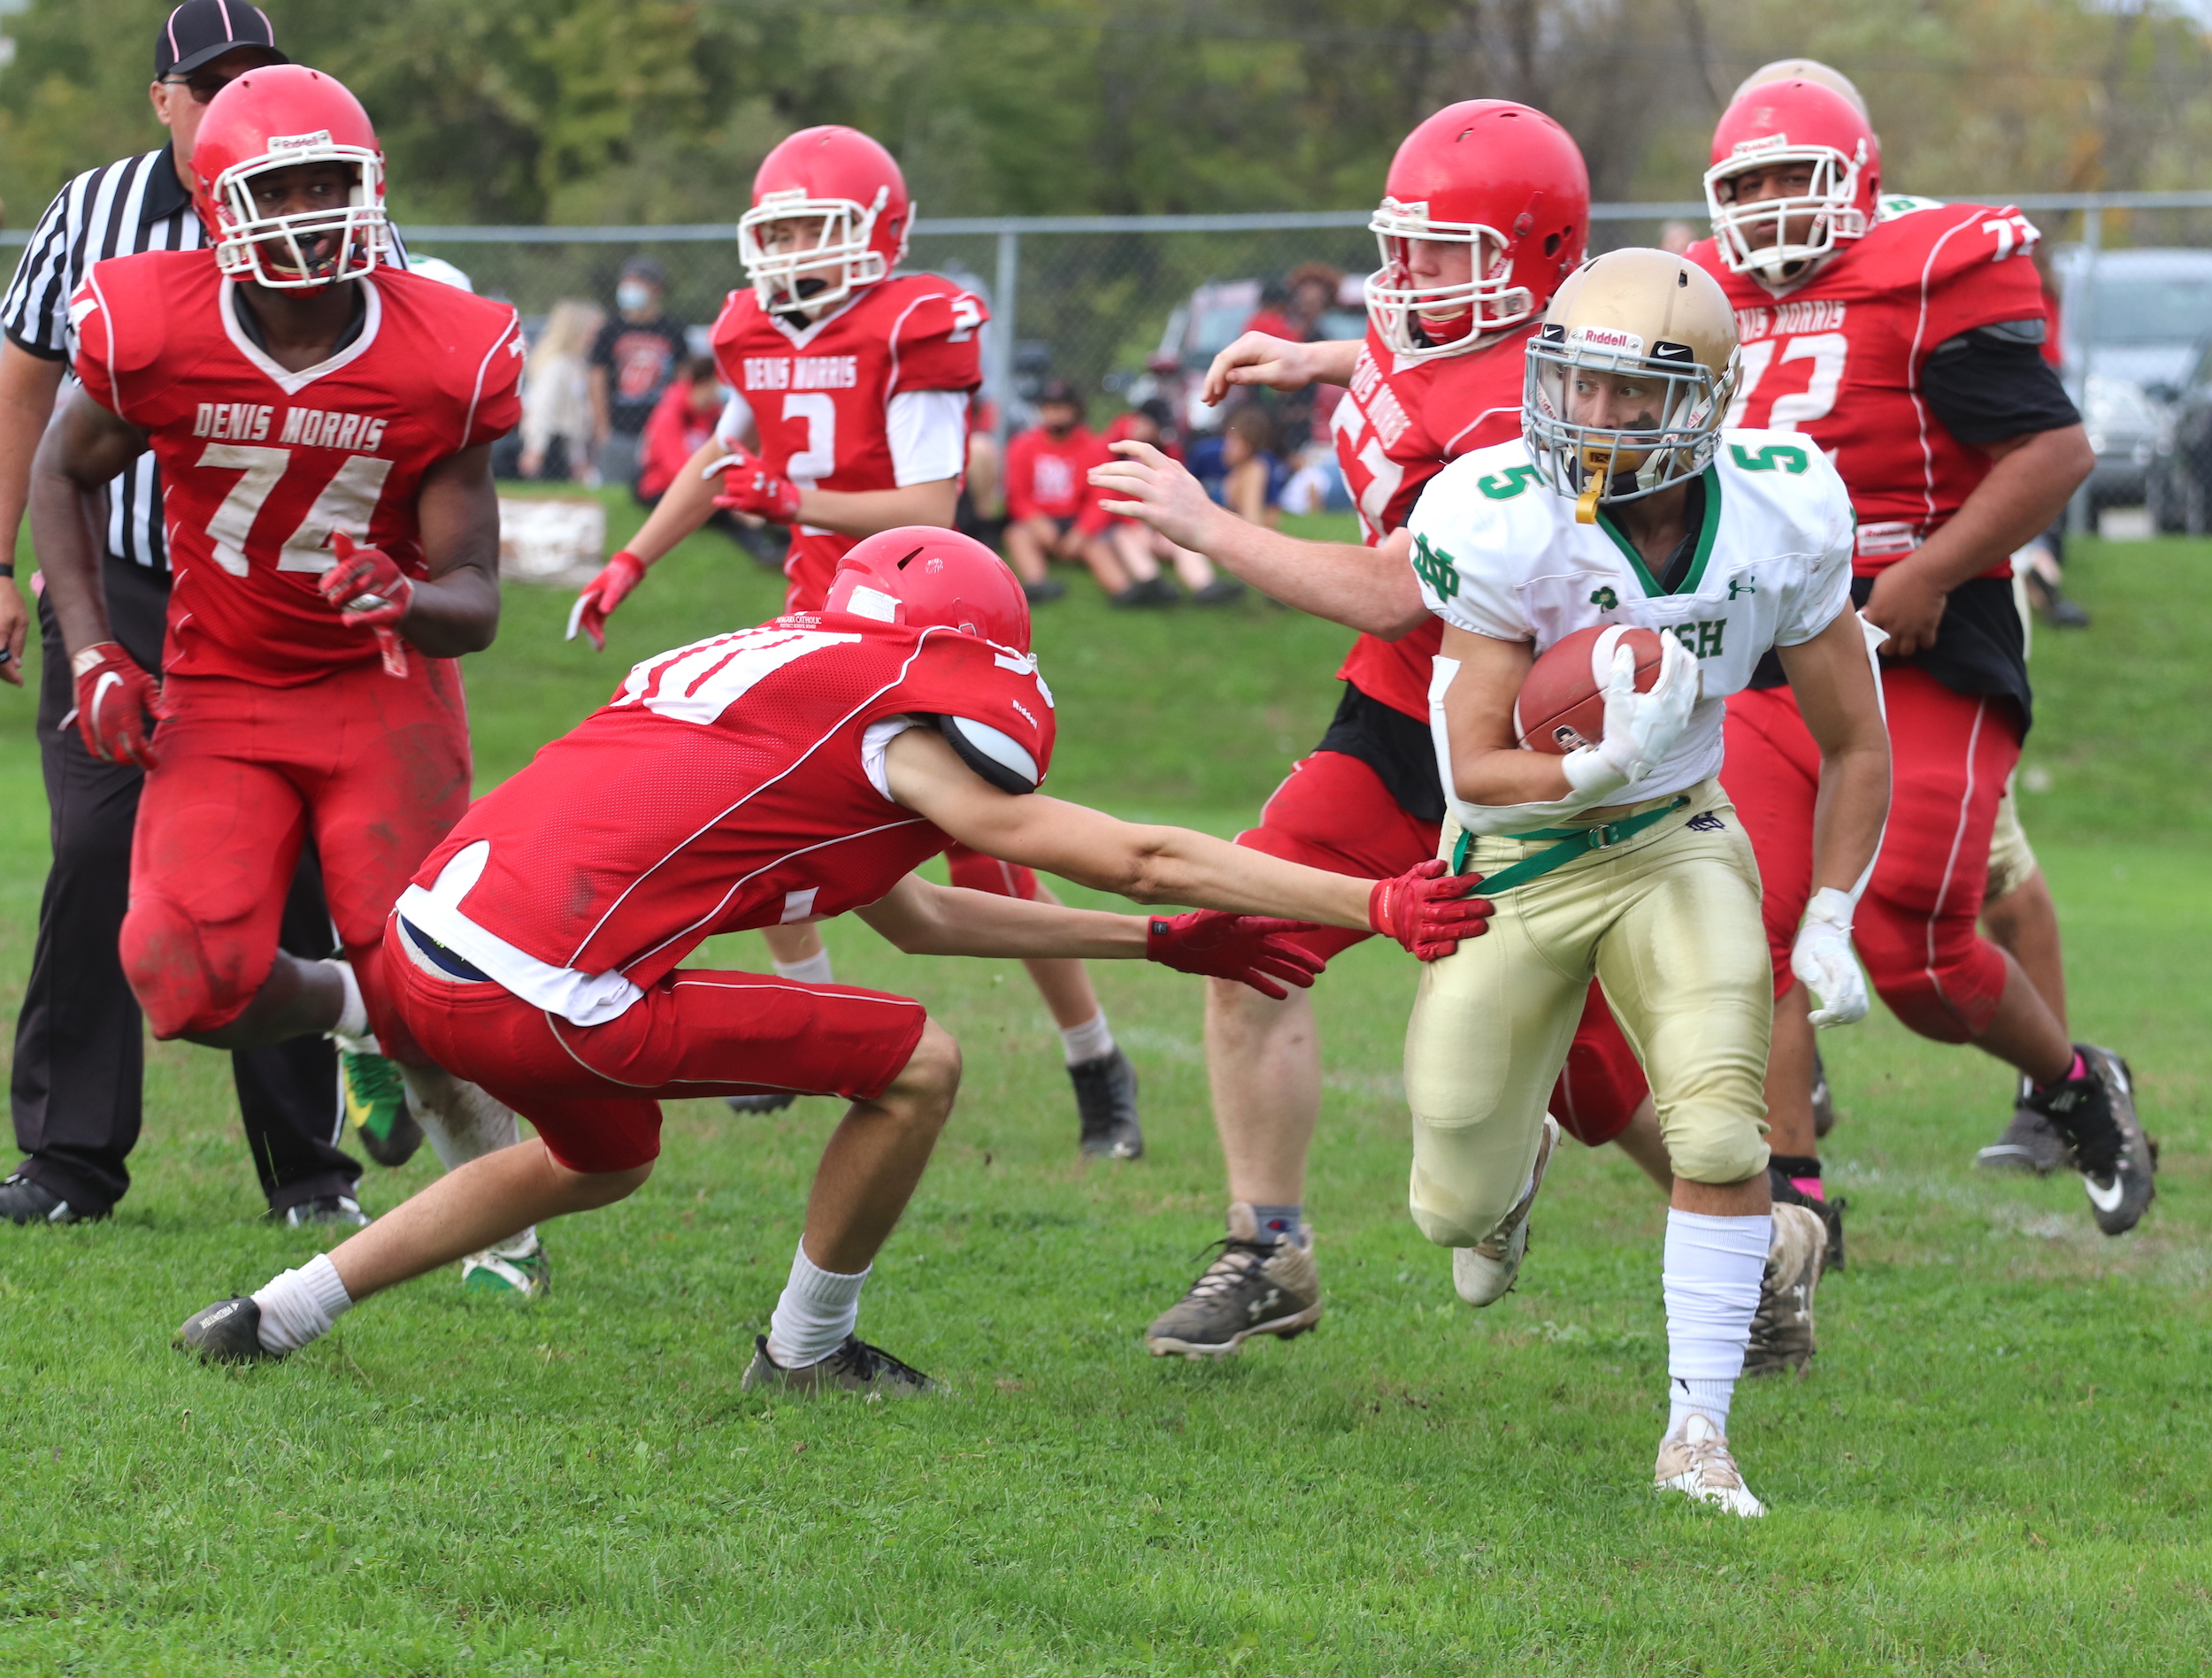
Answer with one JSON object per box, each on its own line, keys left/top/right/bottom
{"left": 0, "top": 508, "right": 2207, "bottom": 1674}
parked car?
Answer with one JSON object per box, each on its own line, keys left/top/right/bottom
{"left": 2053, "top": 245, "right": 2212, "bottom": 510}
{"left": 2147, "top": 336, "right": 2212, "bottom": 533}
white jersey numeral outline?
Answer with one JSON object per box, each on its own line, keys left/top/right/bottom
{"left": 781, "top": 391, "right": 838, "bottom": 487}
{"left": 1724, "top": 331, "right": 1848, "bottom": 433}
{"left": 194, "top": 442, "right": 396, "bottom": 577}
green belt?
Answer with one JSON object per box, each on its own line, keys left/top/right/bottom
{"left": 1451, "top": 795, "right": 1692, "bottom": 897}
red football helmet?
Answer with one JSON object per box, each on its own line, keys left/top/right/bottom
{"left": 1704, "top": 79, "right": 1880, "bottom": 286}
{"left": 191, "top": 65, "right": 388, "bottom": 292}
{"left": 738, "top": 126, "right": 911, "bottom": 315}
{"left": 1365, "top": 101, "right": 1589, "bottom": 363}
{"left": 823, "top": 527, "right": 1031, "bottom": 654}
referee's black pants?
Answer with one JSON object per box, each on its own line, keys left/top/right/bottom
{"left": 9, "top": 554, "right": 362, "bottom": 1216}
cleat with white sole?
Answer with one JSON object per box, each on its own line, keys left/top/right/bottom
{"left": 1655, "top": 1413, "right": 1765, "bottom": 1517}
{"left": 1145, "top": 1203, "right": 1319, "bottom": 1357}
{"left": 741, "top": 1334, "right": 936, "bottom": 1396}
{"left": 1452, "top": 1115, "right": 1559, "bottom": 1308}
{"left": 461, "top": 1230, "right": 550, "bottom": 1299}
{"left": 1744, "top": 1204, "right": 1824, "bottom": 1377}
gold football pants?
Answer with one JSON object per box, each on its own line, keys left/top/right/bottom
{"left": 1403, "top": 778, "right": 1773, "bottom": 1248}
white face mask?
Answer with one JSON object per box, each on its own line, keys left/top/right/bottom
{"left": 617, "top": 281, "right": 654, "bottom": 314}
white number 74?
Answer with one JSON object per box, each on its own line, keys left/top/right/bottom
{"left": 196, "top": 442, "right": 396, "bottom": 577}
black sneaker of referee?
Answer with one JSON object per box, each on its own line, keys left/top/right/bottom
{"left": 2024, "top": 1045, "right": 2154, "bottom": 1237}
{"left": 0, "top": 1175, "right": 106, "bottom": 1225}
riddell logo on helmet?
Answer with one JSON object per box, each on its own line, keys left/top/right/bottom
{"left": 266, "top": 131, "right": 335, "bottom": 153}
{"left": 1566, "top": 326, "right": 1643, "bottom": 355}
{"left": 1730, "top": 132, "right": 1789, "bottom": 157}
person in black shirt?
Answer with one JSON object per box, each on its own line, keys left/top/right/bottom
{"left": 588, "top": 256, "right": 690, "bottom": 491}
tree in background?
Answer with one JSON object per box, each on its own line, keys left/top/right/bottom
{"left": 5, "top": 1, "right": 2210, "bottom": 238}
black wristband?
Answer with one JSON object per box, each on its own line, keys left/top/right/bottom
{"left": 0, "top": 562, "right": 15, "bottom": 578}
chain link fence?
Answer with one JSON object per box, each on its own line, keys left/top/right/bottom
{"left": 13, "top": 194, "right": 2212, "bottom": 532}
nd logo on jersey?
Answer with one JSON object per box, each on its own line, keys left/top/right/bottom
{"left": 1412, "top": 533, "right": 1460, "bottom": 601}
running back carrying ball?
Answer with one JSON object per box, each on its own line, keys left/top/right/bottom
{"left": 1513, "top": 624, "right": 1664, "bottom": 754}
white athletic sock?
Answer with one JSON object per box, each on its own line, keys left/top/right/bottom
{"left": 772, "top": 949, "right": 835, "bottom": 986}
{"left": 252, "top": 1252, "right": 354, "bottom": 1354}
{"left": 1663, "top": 1207, "right": 1770, "bottom": 1437}
{"left": 1059, "top": 1009, "right": 1114, "bottom": 1067}
{"left": 325, "top": 959, "right": 370, "bottom": 1044}
{"left": 765, "top": 1241, "right": 870, "bottom": 1368}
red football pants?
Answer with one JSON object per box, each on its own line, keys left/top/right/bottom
{"left": 943, "top": 842, "right": 1041, "bottom": 901}
{"left": 121, "top": 660, "right": 472, "bottom": 1060}
{"left": 388, "top": 919, "right": 928, "bottom": 1174}
{"left": 1722, "top": 667, "right": 2022, "bottom": 1044}
{"left": 1239, "top": 747, "right": 1647, "bottom": 1145}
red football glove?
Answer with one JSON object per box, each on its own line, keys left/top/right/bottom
{"left": 319, "top": 530, "right": 415, "bottom": 677}
{"left": 1368, "top": 858, "right": 1494, "bottom": 962}
{"left": 1144, "top": 911, "right": 1325, "bottom": 1000}
{"left": 565, "top": 549, "right": 649, "bottom": 651}
{"left": 709, "top": 448, "right": 803, "bottom": 524}
{"left": 70, "top": 641, "right": 163, "bottom": 770}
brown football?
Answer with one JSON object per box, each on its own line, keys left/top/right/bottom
{"left": 1513, "top": 625, "right": 1666, "bottom": 755}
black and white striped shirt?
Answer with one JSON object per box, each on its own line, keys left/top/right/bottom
{"left": 1, "top": 142, "right": 407, "bottom": 573}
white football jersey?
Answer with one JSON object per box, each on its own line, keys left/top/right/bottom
{"left": 1407, "top": 430, "right": 1855, "bottom": 799}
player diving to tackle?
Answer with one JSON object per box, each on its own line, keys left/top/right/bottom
{"left": 175, "top": 529, "right": 1492, "bottom": 1385}
{"left": 29, "top": 65, "right": 549, "bottom": 1292}
{"left": 567, "top": 126, "right": 1146, "bottom": 1163}
{"left": 1403, "top": 249, "right": 1889, "bottom": 1514}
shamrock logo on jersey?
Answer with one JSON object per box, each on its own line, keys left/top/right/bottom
{"left": 1589, "top": 586, "right": 1619, "bottom": 612}
{"left": 1411, "top": 533, "right": 1460, "bottom": 601}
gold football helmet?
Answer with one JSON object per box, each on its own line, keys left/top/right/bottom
{"left": 1521, "top": 248, "right": 1740, "bottom": 522}
{"left": 1729, "top": 57, "right": 1869, "bottom": 117}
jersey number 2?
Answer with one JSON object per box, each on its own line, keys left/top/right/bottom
{"left": 196, "top": 443, "right": 396, "bottom": 576}
{"left": 781, "top": 393, "right": 838, "bottom": 487}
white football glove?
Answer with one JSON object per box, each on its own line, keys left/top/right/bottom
{"left": 1792, "top": 886, "right": 1870, "bottom": 1028}
{"left": 1563, "top": 630, "right": 1700, "bottom": 801}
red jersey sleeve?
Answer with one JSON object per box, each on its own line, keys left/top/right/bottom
{"left": 1003, "top": 428, "right": 1044, "bottom": 521}
{"left": 67, "top": 277, "right": 118, "bottom": 413}
{"left": 460, "top": 304, "right": 525, "bottom": 448}
{"left": 69, "top": 257, "right": 167, "bottom": 420}
{"left": 1916, "top": 205, "right": 2052, "bottom": 349}
{"left": 885, "top": 283, "right": 987, "bottom": 396}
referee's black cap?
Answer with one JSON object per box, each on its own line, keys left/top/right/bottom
{"left": 155, "top": 1, "right": 288, "bottom": 80}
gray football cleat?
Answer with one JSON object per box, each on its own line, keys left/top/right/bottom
{"left": 1071, "top": 1048, "right": 1143, "bottom": 1161}
{"left": 1452, "top": 1116, "right": 1559, "bottom": 1308}
{"left": 741, "top": 1334, "right": 937, "bottom": 1396}
{"left": 1975, "top": 1081, "right": 2073, "bottom": 1176}
{"left": 176, "top": 1296, "right": 281, "bottom": 1364}
{"left": 1145, "top": 1203, "right": 1320, "bottom": 1358}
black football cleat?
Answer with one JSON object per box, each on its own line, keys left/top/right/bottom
{"left": 176, "top": 1297, "right": 282, "bottom": 1364}
{"left": 0, "top": 1173, "right": 104, "bottom": 1226}
{"left": 2024, "top": 1045, "right": 2154, "bottom": 1236}
{"left": 1071, "top": 1048, "right": 1143, "bottom": 1160}
{"left": 1975, "top": 1078, "right": 2074, "bottom": 1176}
{"left": 741, "top": 1334, "right": 937, "bottom": 1396}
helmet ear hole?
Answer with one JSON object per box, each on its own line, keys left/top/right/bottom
{"left": 1544, "top": 232, "right": 1563, "bottom": 257}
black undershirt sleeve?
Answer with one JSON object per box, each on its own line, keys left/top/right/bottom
{"left": 1919, "top": 319, "right": 2080, "bottom": 446}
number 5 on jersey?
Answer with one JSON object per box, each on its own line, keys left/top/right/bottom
{"left": 196, "top": 442, "right": 395, "bottom": 576}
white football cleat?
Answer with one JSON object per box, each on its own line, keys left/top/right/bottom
{"left": 1654, "top": 1413, "right": 1766, "bottom": 1518}
{"left": 1452, "top": 1115, "right": 1559, "bottom": 1308}
{"left": 461, "top": 1229, "right": 549, "bottom": 1299}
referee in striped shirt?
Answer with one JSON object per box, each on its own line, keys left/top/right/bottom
{"left": 0, "top": 2, "right": 414, "bottom": 1226}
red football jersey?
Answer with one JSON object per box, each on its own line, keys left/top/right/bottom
{"left": 1004, "top": 424, "right": 1110, "bottom": 527}
{"left": 73, "top": 251, "right": 522, "bottom": 685}
{"left": 711, "top": 274, "right": 987, "bottom": 607}
{"left": 1327, "top": 322, "right": 1532, "bottom": 719}
{"left": 1687, "top": 202, "right": 2048, "bottom": 578}
{"left": 411, "top": 617, "right": 1056, "bottom": 995}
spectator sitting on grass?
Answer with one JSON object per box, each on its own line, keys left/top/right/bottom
{"left": 1101, "top": 401, "right": 1242, "bottom": 605}
{"left": 1185, "top": 403, "right": 1286, "bottom": 531}
{"left": 518, "top": 300, "right": 603, "bottom": 483}
{"left": 1002, "top": 379, "right": 1163, "bottom": 606}
{"left": 637, "top": 356, "right": 725, "bottom": 504}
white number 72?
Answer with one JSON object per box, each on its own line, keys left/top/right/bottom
{"left": 195, "top": 442, "right": 396, "bottom": 576}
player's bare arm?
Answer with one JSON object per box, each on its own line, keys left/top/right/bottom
{"left": 1202, "top": 333, "right": 1361, "bottom": 404}
{"left": 27, "top": 389, "right": 149, "bottom": 659}
{"left": 881, "top": 726, "right": 1379, "bottom": 930}
{"left": 1429, "top": 625, "right": 1588, "bottom": 807}
{"left": 793, "top": 477, "right": 957, "bottom": 540}
{"left": 1771, "top": 609, "right": 1892, "bottom": 895}
{"left": 1091, "top": 441, "right": 1427, "bottom": 637}
{"left": 379, "top": 441, "right": 502, "bottom": 656}
{"left": 1863, "top": 424, "right": 2093, "bottom": 656}
{"left": 0, "top": 341, "right": 68, "bottom": 685}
